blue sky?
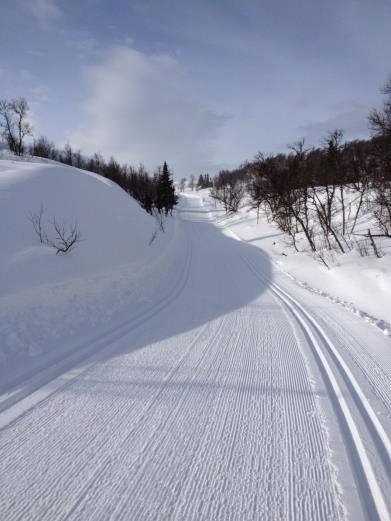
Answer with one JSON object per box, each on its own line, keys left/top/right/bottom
{"left": 1, "top": 0, "right": 390, "bottom": 176}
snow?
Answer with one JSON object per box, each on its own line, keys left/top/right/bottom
{"left": 199, "top": 189, "right": 391, "bottom": 331}
{"left": 0, "top": 156, "right": 178, "bottom": 385}
{"left": 0, "top": 165, "right": 390, "bottom": 520}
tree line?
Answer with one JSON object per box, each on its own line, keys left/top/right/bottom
{"left": 209, "top": 75, "right": 391, "bottom": 263}
{"left": 0, "top": 98, "right": 177, "bottom": 216}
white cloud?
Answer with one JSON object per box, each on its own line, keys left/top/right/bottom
{"left": 29, "top": 0, "right": 61, "bottom": 22}
{"left": 71, "top": 46, "right": 229, "bottom": 176}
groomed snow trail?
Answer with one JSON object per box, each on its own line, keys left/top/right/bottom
{"left": 0, "top": 195, "right": 389, "bottom": 520}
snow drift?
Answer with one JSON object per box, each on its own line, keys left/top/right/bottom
{"left": 0, "top": 156, "right": 177, "bottom": 384}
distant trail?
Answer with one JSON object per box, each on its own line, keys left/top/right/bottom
{"left": 0, "top": 194, "right": 389, "bottom": 520}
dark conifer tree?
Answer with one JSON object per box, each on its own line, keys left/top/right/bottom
{"left": 156, "top": 161, "right": 177, "bottom": 215}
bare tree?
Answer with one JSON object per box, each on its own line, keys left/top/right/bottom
{"left": 346, "top": 141, "right": 370, "bottom": 235}
{"left": 31, "top": 136, "right": 57, "bottom": 159}
{"left": 0, "top": 99, "right": 17, "bottom": 153}
{"left": 62, "top": 142, "right": 74, "bottom": 165}
{"left": 27, "top": 204, "right": 47, "bottom": 244}
{"left": 73, "top": 149, "right": 85, "bottom": 169}
{"left": 179, "top": 177, "right": 187, "bottom": 192}
{"left": 0, "top": 98, "right": 32, "bottom": 155}
{"left": 373, "top": 184, "right": 391, "bottom": 237}
{"left": 188, "top": 175, "right": 195, "bottom": 191}
{"left": 210, "top": 182, "right": 244, "bottom": 214}
{"left": 369, "top": 75, "right": 391, "bottom": 136}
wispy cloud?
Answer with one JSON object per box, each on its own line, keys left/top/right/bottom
{"left": 28, "top": 0, "right": 62, "bottom": 22}
{"left": 71, "top": 46, "right": 229, "bottom": 175}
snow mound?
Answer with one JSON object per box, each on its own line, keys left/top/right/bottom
{"left": 0, "top": 157, "right": 176, "bottom": 382}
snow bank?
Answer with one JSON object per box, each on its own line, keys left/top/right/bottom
{"left": 0, "top": 156, "right": 177, "bottom": 382}
{"left": 197, "top": 189, "right": 391, "bottom": 331}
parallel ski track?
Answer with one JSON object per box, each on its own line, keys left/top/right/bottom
{"left": 45, "top": 268, "right": 341, "bottom": 521}
{"left": 241, "top": 253, "right": 391, "bottom": 521}
{"left": 3, "top": 317, "right": 227, "bottom": 521}
{"left": 314, "top": 308, "right": 391, "bottom": 412}
{"left": 0, "top": 221, "right": 193, "bottom": 430}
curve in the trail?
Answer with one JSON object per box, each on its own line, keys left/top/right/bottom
{"left": 0, "top": 195, "right": 271, "bottom": 424}
{"left": 1, "top": 194, "right": 389, "bottom": 521}
{"left": 0, "top": 195, "right": 347, "bottom": 521}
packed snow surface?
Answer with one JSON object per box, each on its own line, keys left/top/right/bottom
{"left": 0, "top": 162, "right": 390, "bottom": 520}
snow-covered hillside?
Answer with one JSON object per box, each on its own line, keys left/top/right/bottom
{"left": 197, "top": 189, "right": 391, "bottom": 331}
{"left": 0, "top": 156, "right": 178, "bottom": 385}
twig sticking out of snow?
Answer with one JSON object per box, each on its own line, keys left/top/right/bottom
{"left": 27, "top": 205, "right": 83, "bottom": 254}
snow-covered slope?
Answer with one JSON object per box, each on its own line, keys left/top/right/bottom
{"left": 0, "top": 156, "right": 177, "bottom": 384}
{"left": 197, "top": 189, "right": 391, "bottom": 331}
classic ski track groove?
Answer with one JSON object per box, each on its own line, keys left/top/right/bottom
{"left": 241, "top": 253, "right": 390, "bottom": 521}
{"left": 315, "top": 308, "right": 391, "bottom": 412}
{"left": 12, "top": 319, "right": 225, "bottom": 521}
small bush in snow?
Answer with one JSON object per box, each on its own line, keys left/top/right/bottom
{"left": 28, "top": 205, "right": 82, "bottom": 254}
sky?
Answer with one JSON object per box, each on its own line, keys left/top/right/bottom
{"left": 1, "top": 0, "right": 390, "bottom": 177}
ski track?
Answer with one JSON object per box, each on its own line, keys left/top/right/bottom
{"left": 310, "top": 308, "right": 391, "bottom": 412}
{"left": 0, "top": 195, "right": 389, "bottom": 520}
{"left": 241, "top": 253, "right": 390, "bottom": 521}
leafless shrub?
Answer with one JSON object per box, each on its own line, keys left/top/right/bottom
{"left": 373, "top": 185, "right": 391, "bottom": 237}
{"left": 188, "top": 175, "right": 195, "bottom": 191}
{"left": 367, "top": 228, "right": 384, "bottom": 258}
{"left": 210, "top": 182, "right": 244, "bottom": 214}
{"left": 149, "top": 208, "right": 166, "bottom": 245}
{"left": 152, "top": 208, "right": 165, "bottom": 232}
{"left": 355, "top": 238, "right": 369, "bottom": 257}
{"left": 148, "top": 229, "right": 158, "bottom": 246}
{"left": 27, "top": 204, "right": 47, "bottom": 244}
{"left": 28, "top": 206, "right": 82, "bottom": 254}
{"left": 30, "top": 136, "right": 57, "bottom": 159}
{"left": 47, "top": 217, "right": 82, "bottom": 254}
{"left": 179, "top": 178, "right": 187, "bottom": 192}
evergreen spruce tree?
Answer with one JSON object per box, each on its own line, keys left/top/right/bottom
{"left": 156, "top": 161, "right": 177, "bottom": 215}
{"left": 197, "top": 174, "right": 204, "bottom": 189}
